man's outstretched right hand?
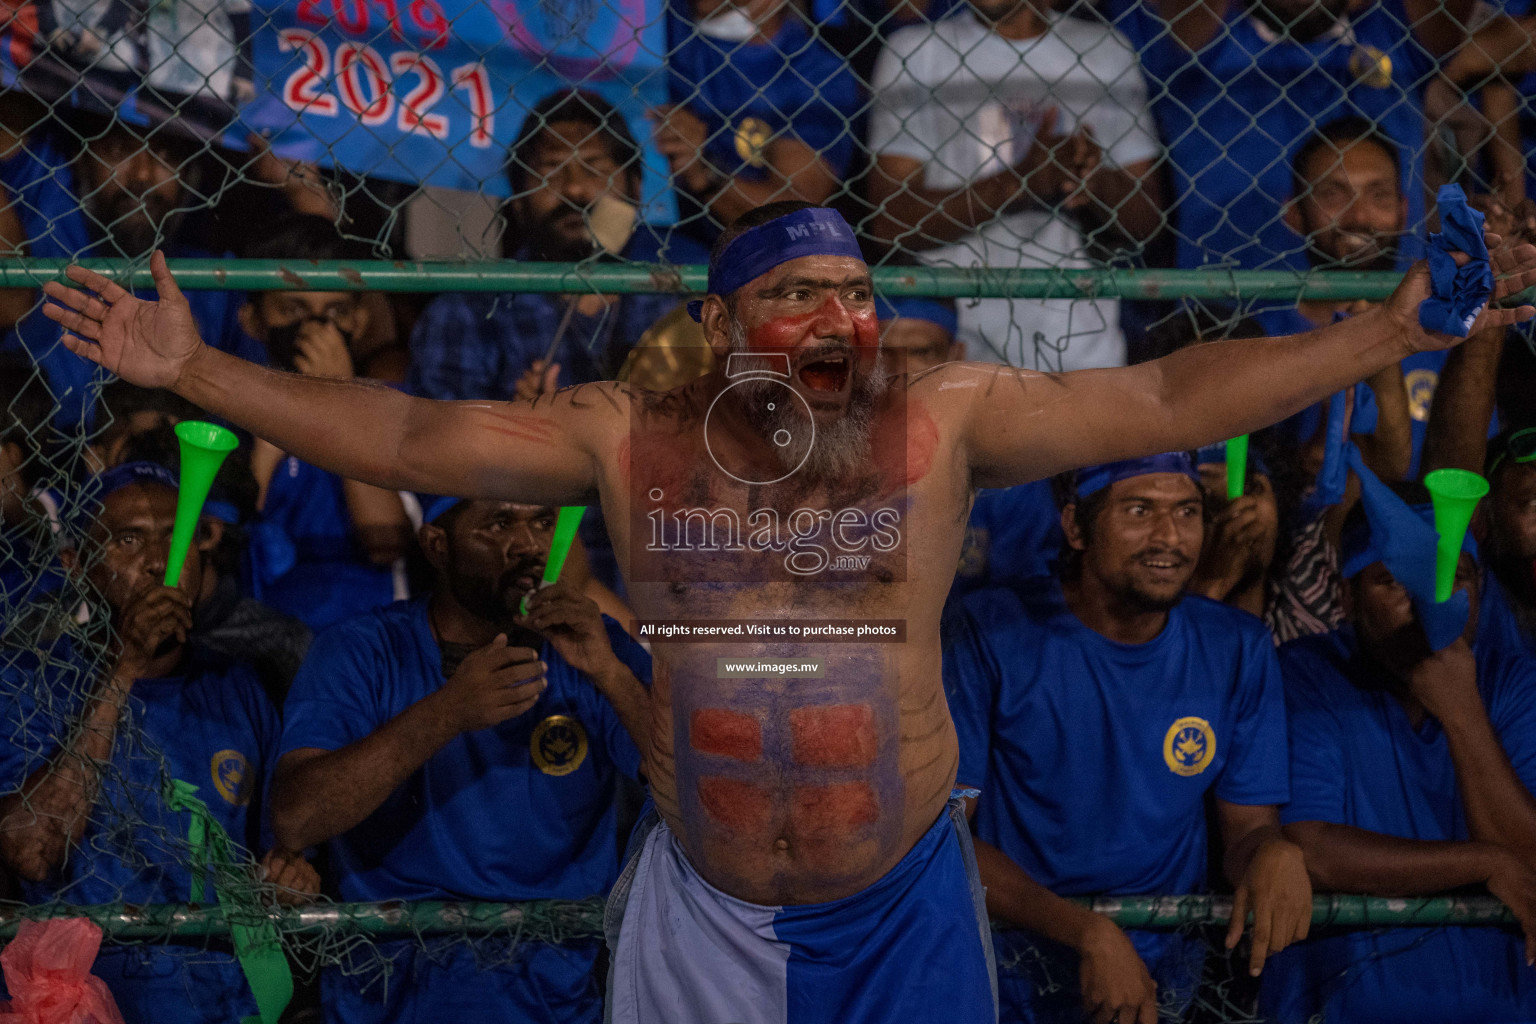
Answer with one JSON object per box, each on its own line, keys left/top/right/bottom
{"left": 41, "top": 250, "right": 205, "bottom": 390}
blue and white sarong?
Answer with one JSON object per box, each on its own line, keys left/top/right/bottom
{"left": 605, "top": 795, "right": 998, "bottom": 1024}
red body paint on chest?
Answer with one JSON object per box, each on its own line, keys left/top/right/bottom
{"left": 868, "top": 401, "right": 937, "bottom": 491}
{"left": 698, "top": 777, "right": 774, "bottom": 832}
{"left": 790, "top": 782, "right": 880, "bottom": 834}
{"left": 690, "top": 708, "right": 762, "bottom": 762}
{"left": 789, "top": 704, "right": 877, "bottom": 767}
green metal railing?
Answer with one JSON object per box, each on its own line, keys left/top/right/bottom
{"left": 0, "top": 260, "right": 1411, "bottom": 300}
{"left": 0, "top": 895, "right": 1515, "bottom": 942}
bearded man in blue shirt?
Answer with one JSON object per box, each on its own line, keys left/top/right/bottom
{"left": 272, "top": 495, "right": 652, "bottom": 1024}
{"left": 944, "top": 453, "right": 1308, "bottom": 1024}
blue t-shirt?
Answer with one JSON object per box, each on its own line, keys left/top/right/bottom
{"left": 253, "top": 454, "right": 401, "bottom": 632}
{"left": 1107, "top": 0, "right": 1431, "bottom": 271}
{"left": 667, "top": 17, "right": 859, "bottom": 242}
{"left": 1479, "top": 567, "right": 1536, "bottom": 661}
{"left": 278, "top": 598, "right": 647, "bottom": 904}
{"left": 944, "top": 580, "right": 1288, "bottom": 1022}
{"left": 0, "top": 129, "right": 264, "bottom": 427}
{"left": 279, "top": 599, "right": 648, "bottom": 1024}
{"left": 945, "top": 580, "right": 1290, "bottom": 894}
{"left": 0, "top": 641, "right": 280, "bottom": 1024}
{"left": 1265, "top": 629, "right": 1536, "bottom": 1024}
{"left": 949, "top": 482, "right": 1063, "bottom": 601}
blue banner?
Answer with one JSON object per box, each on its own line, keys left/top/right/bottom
{"left": 243, "top": 0, "right": 675, "bottom": 218}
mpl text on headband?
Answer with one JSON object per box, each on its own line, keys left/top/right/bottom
{"left": 686, "top": 208, "right": 864, "bottom": 322}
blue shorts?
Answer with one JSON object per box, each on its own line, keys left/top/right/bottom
{"left": 604, "top": 795, "right": 998, "bottom": 1024}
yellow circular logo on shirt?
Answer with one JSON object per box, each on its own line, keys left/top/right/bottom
{"left": 1404, "top": 368, "right": 1438, "bottom": 423}
{"left": 734, "top": 117, "right": 771, "bottom": 169}
{"left": 210, "top": 749, "right": 253, "bottom": 805}
{"left": 1162, "top": 717, "right": 1216, "bottom": 777}
{"left": 1349, "top": 45, "right": 1394, "bottom": 89}
{"left": 531, "top": 715, "right": 588, "bottom": 776}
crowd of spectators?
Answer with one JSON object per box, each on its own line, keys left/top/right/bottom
{"left": 2, "top": 0, "right": 1536, "bottom": 1022}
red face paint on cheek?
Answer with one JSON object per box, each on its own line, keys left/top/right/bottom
{"left": 745, "top": 312, "right": 815, "bottom": 356}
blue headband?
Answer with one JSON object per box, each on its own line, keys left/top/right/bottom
{"left": 875, "top": 296, "right": 959, "bottom": 338}
{"left": 686, "top": 208, "right": 864, "bottom": 322}
{"left": 421, "top": 494, "right": 463, "bottom": 525}
{"left": 1075, "top": 452, "right": 1200, "bottom": 499}
{"left": 90, "top": 461, "right": 179, "bottom": 501}
{"left": 69, "top": 461, "right": 180, "bottom": 535}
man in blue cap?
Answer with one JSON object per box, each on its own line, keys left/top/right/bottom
{"left": 1262, "top": 478, "right": 1536, "bottom": 1023}
{"left": 272, "top": 495, "right": 651, "bottom": 1024}
{"left": 0, "top": 462, "right": 317, "bottom": 1024}
{"left": 42, "top": 199, "right": 1536, "bottom": 1023}
{"left": 944, "top": 452, "right": 1307, "bottom": 1024}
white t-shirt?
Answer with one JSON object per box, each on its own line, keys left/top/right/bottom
{"left": 869, "top": 12, "right": 1160, "bottom": 371}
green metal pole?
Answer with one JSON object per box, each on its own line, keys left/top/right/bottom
{"left": 1073, "top": 894, "right": 1517, "bottom": 928}
{"left": 0, "top": 259, "right": 1421, "bottom": 301}
{"left": 0, "top": 895, "right": 1517, "bottom": 941}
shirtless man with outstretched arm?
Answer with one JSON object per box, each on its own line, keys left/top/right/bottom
{"left": 43, "top": 202, "right": 1536, "bottom": 1024}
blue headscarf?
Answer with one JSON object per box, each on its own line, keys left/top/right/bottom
{"left": 1075, "top": 452, "right": 1201, "bottom": 499}
{"left": 686, "top": 207, "right": 865, "bottom": 321}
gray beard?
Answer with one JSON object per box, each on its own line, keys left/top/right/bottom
{"left": 726, "top": 319, "right": 888, "bottom": 485}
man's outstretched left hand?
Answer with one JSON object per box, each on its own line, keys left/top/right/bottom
{"left": 1386, "top": 233, "right": 1536, "bottom": 353}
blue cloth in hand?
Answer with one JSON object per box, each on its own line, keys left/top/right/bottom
{"left": 1344, "top": 446, "right": 1470, "bottom": 650}
{"left": 1418, "top": 184, "right": 1493, "bottom": 338}
{"left": 1350, "top": 380, "right": 1379, "bottom": 435}
{"left": 1315, "top": 390, "right": 1352, "bottom": 510}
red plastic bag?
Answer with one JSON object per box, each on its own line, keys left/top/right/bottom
{"left": 0, "top": 919, "right": 125, "bottom": 1024}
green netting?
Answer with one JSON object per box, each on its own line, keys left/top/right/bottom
{"left": 1, "top": 0, "right": 1534, "bottom": 1021}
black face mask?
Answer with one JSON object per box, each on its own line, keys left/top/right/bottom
{"left": 264, "top": 317, "right": 355, "bottom": 373}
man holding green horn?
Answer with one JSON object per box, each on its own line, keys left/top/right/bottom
{"left": 40, "top": 200, "right": 1536, "bottom": 1023}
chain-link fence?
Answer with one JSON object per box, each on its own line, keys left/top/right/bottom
{"left": 2, "top": 0, "right": 1535, "bottom": 1021}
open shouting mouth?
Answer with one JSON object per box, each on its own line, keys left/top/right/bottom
{"left": 796, "top": 353, "right": 851, "bottom": 394}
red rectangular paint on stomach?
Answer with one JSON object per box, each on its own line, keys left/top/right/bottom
{"left": 690, "top": 708, "right": 763, "bottom": 762}
{"left": 789, "top": 704, "right": 877, "bottom": 767}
